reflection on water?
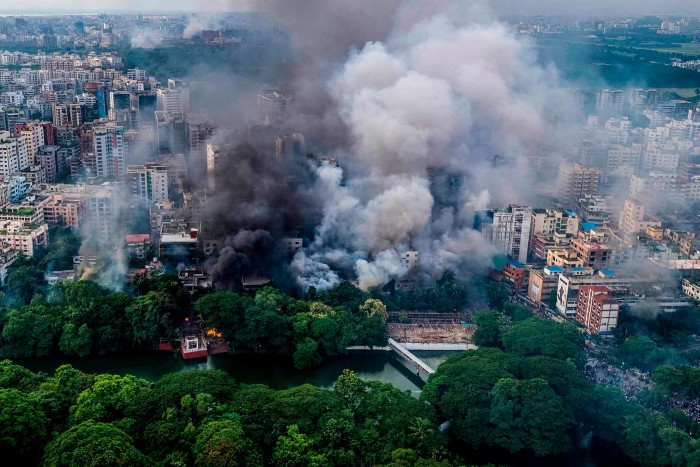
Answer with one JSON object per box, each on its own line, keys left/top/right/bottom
{"left": 17, "top": 350, "right": 438, "bottom": 392}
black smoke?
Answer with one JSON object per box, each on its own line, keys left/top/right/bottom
{"left": 202, "top": 143, "right": 322, "bottom": 290}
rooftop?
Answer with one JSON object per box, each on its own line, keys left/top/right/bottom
{"left": 544, "top": 266, "right": 565, "bottom": 274}
{"left": 125, "top": 234, "right": 150, "bottom": 244}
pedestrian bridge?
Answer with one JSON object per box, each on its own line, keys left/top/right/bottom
{"left": 347, "top": 340, "right": 477, "bottom": 382}
{"left": 387, "top": 338, "right": 435, "bottom": 381}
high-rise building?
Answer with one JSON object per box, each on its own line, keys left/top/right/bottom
{"left": 185, "top": 114, "right": 215, "bottom": 178}
{"left": 0, "top": 131, "right": 28, "bottom": 177}
{"left": 137, "top": 92, "right": 157, "bottom": 125}
{"left": 52, "top": 103, "right": 82, "bottom": 127}
{"left": 596, "top": 89, "right": 624, "bottom": 111}
{"left": 157, "top": 87, "right": 189, "bottom": 115}
{"left": 0, "top": 220, "right": 49, "bottom": 258}
{"left": 275, "top": 133, "right": 305, "bottom": 158}
{"left": 531, "top": 209, "right": 579, "bottom": 237}
{"left": 37, "top": 145, "right": 60, "bottom": 183}
{"left": 527, "top": 266, "right": 565, "bottom": 304}
{"left": 125, "top": 163, "right": 169, "bottom": 204}
{"left": 473, "top": 205, "right": 533, "bottom": 264}
{"left": 155, "top": 111, "right": 185, "bottom": 154}
{"left": 558, "top": 163, "right": 600, "bottom": 201}
{"left": 618, "top": 198, "right": 661, "bottom": 238}
{"left": 206, "top": 142, "right": 235, "bottom": 190}
{"left": 87, "top": 183, "right": 118, "bottom": 241}
{"left": 93, "top": 124, "right": 125, "bottom": 180}
{"left": 41, "top": 193, "right": 88, "bottom": 229}
{"left": 257, "top": 90, "right": 291, "bottom": 122}
{"left": 127, "top": 68, "right": 147, "bottom": 80}
{"left": 631, "top": 89, "right": 659, "bottom": 109}
{"left": 629, "top": 172, "right": 682, "bottom": 210}
{"left": 17, "top": 121, "right": 44, "bottom": 166}
{"left": 529, "top": 209, "right": 579, "bottom": 260}
{"left": 576, "top": 285, "right": 620, "bottom": 335}
{"left": 109, "top": 91, "right": 131, "bottom": 122}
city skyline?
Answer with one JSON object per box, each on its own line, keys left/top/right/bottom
{"left": 3, "top": 0, "right": 700, "bottom": 16}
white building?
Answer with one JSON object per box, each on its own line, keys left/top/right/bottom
{"left": 596, "top": 89, "right": 624, "bottom": 111}
{"left": 0, "top": 131, "right": 28, "bottom": 177}
{"left": 618, "top": 199, "right": 661, "bottom": 237}
{"left": 87, "top": 183, "right": 118, "bottom": 240}
{"left": 94, "top": 124, "right": 125, "bottom": 180}
{"left": 125, "top": 163, "right": 169, "bottom": 204}
{"left": 474, "top": 205, "right": 533, "bottom": 264}
{"left": 682, "top": 279, "right": 700, "bottom": 301}
{"left": 156, "top": 87, "right": 188, "bottom": 115}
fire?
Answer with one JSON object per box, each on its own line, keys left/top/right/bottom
{"left": 206, "top": 328, "right": 222, "bottom": 338}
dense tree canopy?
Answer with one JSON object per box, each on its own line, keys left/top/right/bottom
{"left": 42, "top": 420, "right": 149, "bottom": 467}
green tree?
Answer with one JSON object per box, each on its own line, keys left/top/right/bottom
{"left": 5, "top": 263, "right": 47, "bottom": 305}
{"left": 70, "top": 374, "right": 149, "bottom": 424}
{"left": 38, "top": 224, "right": 81, "bottom": 271}
{"left": 1, "top": 305, "right": 57, "bottom": 357}
{"left": 316, "top": 281, "right": 368, "bottom": 311}
{"left": 516, "top": 355, "right": 591, "bottom": 415}
{"left": 488, "top": 377, "right": 574, "bottom": 456}
{"left": 486, "top": 282, "right": 508, "bottom": 310}
{"left": 194, "top": 417, "right": 262, "bottom": 467}
{"left": 615, "top": 336, "right": 659, "bottom": 369}
{"left": 125, "top": 370, "right": 237, "bottom": 433}
{"left": 360, "top": 299, "right": 388, "bottom": 322}
{"left": 621, "top": 412, "right": 690, "bottom": 466}
{"left": 473, "top": 311, "right": 504, "bottom": 348}
{"left": 195, "top": 291, "right": 251, "bottom": 346}
{"left": 421, "top": 348, "right": 513, "bottom": 448}
{"left": 126, "top": 291, "right": 176, "bottom": 348}
{"left": 0, "top": 388, "right": 47, "bottom": 457}
{"left": 503, "top": 302, "right": 533, "bottom": 321}
{"left": 59, "top": 323, "right": 92, "bottom": 357}
{"left": 272, "top": 424, "right": 324, "bottom": 467}
{"left": 0, "top": 359, "right": 41, "bottom": 391}
{"left": 501, "top": 318, "right": 584, "bottom": 365}
{"left": 585, "top": 385, "right": 643, "bottom": 443}
{"left": 42, "top": 420, "right": 149, "bottom": 467}
{"left": 333, "top": 369, "right": 367, "bottom": 409}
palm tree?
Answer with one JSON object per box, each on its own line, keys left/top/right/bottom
{"left": 407, "top": 417, "right": 435, "bottom": 441}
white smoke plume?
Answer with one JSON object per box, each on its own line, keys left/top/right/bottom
{"left": 355, "top": 249, "right": 408, "bottom": 291}
{"left": 280, "top": 1, "right": 568, "bottom": 290}
{"left": 187, "top": 1, "right": 575, "bottom": 292}
{"left": 290, "top": 251, "right": 340, "bottom": 291}
{"left": 130, "top": 28, "right": 164, "bottom": 48}
{"left": 183, "top": 14, "right": 224, "bottom": 39}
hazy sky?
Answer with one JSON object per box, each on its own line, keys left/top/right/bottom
{"left": 1, "top": 0, "right": 699, "bottom": 16}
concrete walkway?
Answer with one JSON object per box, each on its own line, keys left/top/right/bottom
{"left": 388, "top": 338, "right": 435, "bottom": 375}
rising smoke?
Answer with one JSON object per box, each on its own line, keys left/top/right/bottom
{"left": 195, "top": 0, "right": 575, "bottom": 291}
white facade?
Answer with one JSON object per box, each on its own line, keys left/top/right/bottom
{"left": 476, "top": 205, "right": 533, "bottom": 264}
{"left": 94, "top": 125, "right": 125, "bottom": 180}
{"left": 682, "top": 279, "right": 700, "bottom": 301}
{"left": 0, "top": 131, "right": 28, "bottom": 177}
{"left": 156, "top": 88, "right": 188, "bottom": 115}
{"left": 126, "top": 164, "right": 169, "bottom": 204}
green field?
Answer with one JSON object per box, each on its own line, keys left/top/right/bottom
{"left": 632, "top": 43, "right": 700, "bottom": 57}
{"left": 655, "top": 88, "right": 700, "bottom": 99}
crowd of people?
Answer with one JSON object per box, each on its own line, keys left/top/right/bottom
{"left": 670, "top": 397, "right": 700, "bottom": 423}
{"left": 584, "top": 358, "right": 651, "bottom": 400}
